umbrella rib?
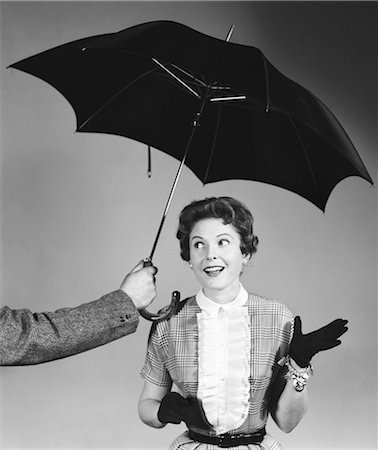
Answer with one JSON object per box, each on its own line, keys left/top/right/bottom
{"left": 152, "top": 58, "right": 201, "bottom": 99}
{"left": 288, "top": 115, "right": 321, "bottom": 195}
{"left": 156, "top": 71, "right": 203, "bottom": 96}
{"left": 169, "top": 64, "right": 208, "bottom": 88}
{"left": 261, "top": 54, "right": 271, "bottom": 112}
{"left": 295, "top": 94, "right": 373, "bottom": 183}
{"left": 210, "top": 95, "right": 246, "bottom": 102}
{"left": 203, "top": 105, "right": 223, "bottom": 184}
{"left": 77, "top": 68, "right": 156, "bottom": 130}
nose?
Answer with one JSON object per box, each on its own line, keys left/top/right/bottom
{"left": 206, "top": 244, "right": 218, "bottom": 261}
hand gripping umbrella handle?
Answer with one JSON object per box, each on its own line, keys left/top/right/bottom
{"left": 139, "top": 260, "right": 181, "bottom": 322}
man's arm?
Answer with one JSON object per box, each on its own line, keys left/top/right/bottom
{"left": 0, "top": 290, "right": 138, "bottom": 366}
{"left": 0, "top": 260, "right": 157, "bottom": 366}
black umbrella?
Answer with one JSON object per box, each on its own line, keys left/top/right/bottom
{"left": 9, "top": 20, "right": 373, "bottom": 320}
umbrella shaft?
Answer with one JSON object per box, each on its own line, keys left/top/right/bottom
{"left": 148, "top": 124, "right": 196, "bottom": 260}
{"left": 149, "top": 99, "right": 208, "bottom": 260}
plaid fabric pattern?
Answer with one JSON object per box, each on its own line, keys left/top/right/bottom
{"left": 141, "top": 292, "right": 293, "bottom": 436}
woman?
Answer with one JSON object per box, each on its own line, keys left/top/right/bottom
{"left": 139, "top": 197, "right": 348, "bottom": 449}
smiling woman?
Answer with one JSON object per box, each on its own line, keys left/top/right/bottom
{"left": 188, "top": 216, "right": 247, "bottom": 301}
{"left": 179, "top": 197, "right": 258, "bottom": 304}
{"left": 138, "top": 197, "right": 348, "bottom": 449}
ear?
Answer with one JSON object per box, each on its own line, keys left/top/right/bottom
{"left": 242, "top": 253, "right": 251, "bottom": 265}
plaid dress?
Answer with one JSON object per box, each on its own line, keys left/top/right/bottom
{"left": 141, "top": 291, "right": 294, "bottom": 450}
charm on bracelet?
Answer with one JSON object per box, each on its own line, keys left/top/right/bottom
{"left": 284, "top": 356, "right": 313, "bottom": 392}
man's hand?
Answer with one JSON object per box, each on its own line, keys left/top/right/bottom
{"left": 289, "top": 316, "right": 348, "bottom": 367}
{"left": 120, "top": 260, "right": 157, "bottom": 310}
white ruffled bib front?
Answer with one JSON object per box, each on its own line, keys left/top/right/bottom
{"left": 196, "top": 285, "right": 251, "bottom": 435}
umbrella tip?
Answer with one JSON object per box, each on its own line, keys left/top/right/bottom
{"left": 225, "top": 24, "right": 235, "bottom": 42}
{"left": 147, "top": 145, "right": 152, "bottom": 177}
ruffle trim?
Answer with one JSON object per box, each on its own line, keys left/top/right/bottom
{"left": 197, "top": 305, "right": 251, "bottom": 435}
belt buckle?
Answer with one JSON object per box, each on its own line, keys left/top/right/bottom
{"left": 218, "top": 435, "right": 228, "bottom": 448}
{"left": 217, "top": 433, "right": 235, "bottom": 448}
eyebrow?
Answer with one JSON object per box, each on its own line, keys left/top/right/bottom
{"left": 190, "top": 233, "right": 234, "bottom": 241}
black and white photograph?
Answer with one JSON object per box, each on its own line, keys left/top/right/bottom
{"left": 1, "top": 2, "right": 377, "bottom": 449}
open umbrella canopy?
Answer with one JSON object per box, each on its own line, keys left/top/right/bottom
{"left": 9, "top": 20, "right": 373, "bottom": 213}
{"left": 9, "top": 20, "right": 374, "bottom": 321}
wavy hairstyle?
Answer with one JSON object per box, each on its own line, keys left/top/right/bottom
{"left": 176, "top": 197, "right": 259, "bottom": 261}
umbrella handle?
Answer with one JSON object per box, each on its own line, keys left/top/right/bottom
{"left": 139, "top": 290, "right": 181, "bottom": 322}
{"left": 139, "top": 259, "right": 181, "bottom": 321}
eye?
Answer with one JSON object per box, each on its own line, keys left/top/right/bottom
{"left": 193, "top": 241, "right": 204, "bottom": 249}
{"left": 218, "top": 238, "right": 230, "bottom": 247}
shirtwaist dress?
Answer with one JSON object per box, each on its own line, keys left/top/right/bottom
{"left": 141, "top": 285, "right": 294, "bottom": 450}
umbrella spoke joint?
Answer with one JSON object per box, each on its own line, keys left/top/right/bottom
{"left": 153, "top": 58, "right": 247, "bottom": 103}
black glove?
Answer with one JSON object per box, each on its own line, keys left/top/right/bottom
{"left": 289, "top": 316, "right": 348, "bottom": 367}
{"left": 157, "top": 392, "right": 212, "bottom": 430}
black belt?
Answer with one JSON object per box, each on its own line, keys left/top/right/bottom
{"left": 188, "top": 427, "right": 266, "bottom": 448}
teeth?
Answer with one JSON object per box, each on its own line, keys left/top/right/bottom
{"left": 204, "top": 266, "right": 224, "bottom": 273}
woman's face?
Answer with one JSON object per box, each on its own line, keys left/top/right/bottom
{"left": 189, "top": 218, "right": 250, "bottom": 302}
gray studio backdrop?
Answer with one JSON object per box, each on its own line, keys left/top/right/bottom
{"left": 0, "top": 2, "right": 377, "bottom": 449}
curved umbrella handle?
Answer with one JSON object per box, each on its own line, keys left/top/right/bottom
{"left": 139, "top": 290, "right": 181, "bottom": 322}
{"left": 139, "top": 259, "right": 181, "bottom": 321}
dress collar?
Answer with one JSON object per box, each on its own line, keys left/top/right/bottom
{"left": 196, "top": 284, "right": 248, "bottom": 313}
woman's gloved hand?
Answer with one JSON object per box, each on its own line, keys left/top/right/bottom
{"left": 157, "top": 392, "right": 213, "bottom": 430}
{"left": 289, "top": 316, "right": 348, "bottom": 367}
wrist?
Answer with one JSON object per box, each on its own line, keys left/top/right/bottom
{"left": 289, "top": 357, "right": 305, "bottom": 371}
{"left": 288, "top": 350, "right": 311, "bottom": 368}
{"left": 284, "top": 356, "right": 313, "bottom": 392}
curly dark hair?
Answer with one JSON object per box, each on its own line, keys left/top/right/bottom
{"left": 176, "top": 196, "right": 259, "bottom": 261}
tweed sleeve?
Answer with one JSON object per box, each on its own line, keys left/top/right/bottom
{"left": 0, "top": 290, "right": 139, "bottom": 366}
{"left": 140, "top": 320, "right": 172, "bottom": 387}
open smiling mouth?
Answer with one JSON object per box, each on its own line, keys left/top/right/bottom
{"left": 204, "top": 266, "right": 225, "bottom": 275}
